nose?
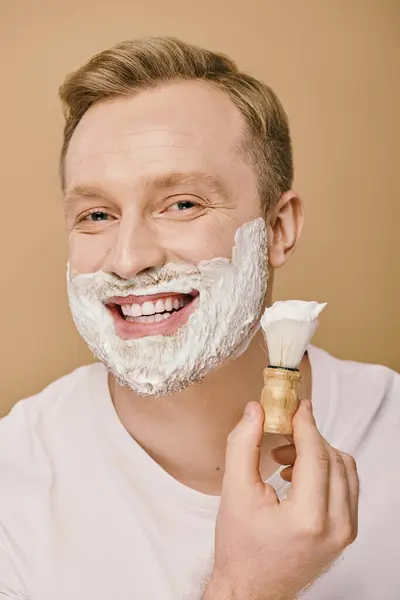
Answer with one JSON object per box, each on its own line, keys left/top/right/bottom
{"left": 105, "top": 216, "right": 166, "bottom": 280}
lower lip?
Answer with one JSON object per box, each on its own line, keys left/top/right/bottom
{"left": 107, "top": 296, "right": 200, "bottom": 340}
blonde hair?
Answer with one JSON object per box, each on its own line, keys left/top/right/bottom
{"left": 59, "top": 36, "right": 293, "bottom": 212}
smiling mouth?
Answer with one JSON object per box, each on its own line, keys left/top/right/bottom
{"left": 106, "top": 291, "right": 199, "bottom": 324}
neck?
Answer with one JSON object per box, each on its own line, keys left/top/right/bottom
{"left": 109, "top": 330, "right": 312, "bottom": 495}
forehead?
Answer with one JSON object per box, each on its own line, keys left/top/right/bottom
{"left": 64, "top": 80, "right": 249, "bottom": 190}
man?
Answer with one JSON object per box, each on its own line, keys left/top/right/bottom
{"left": 0, "top": 37, "right": 398, "bottom": 600}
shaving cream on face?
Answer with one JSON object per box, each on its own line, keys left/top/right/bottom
{"left": 67, "top": 217, "right": 269, "bottom": 396}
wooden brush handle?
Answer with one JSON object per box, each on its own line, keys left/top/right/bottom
{"left": 260, "top": 367, "right": 302, "bottom": 435}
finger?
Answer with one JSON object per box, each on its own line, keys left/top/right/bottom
{"left": 280, "top": 465, "right": 293, "bottom": 482}
{"left": 325, "top": 444, "right": 351, "bottom": 524}
{"left": 222, "top": 402, "right": 265, "bottom": 498}
{"left": 342, "top": 452, "right": 360, "bottom": 537}
{"left": 325, "top": 444, "right": 360, "bottom": 545}
{"left": 288, "top": 399, "right": 330, "bottom": 515}
{"left": 270, "top": 444, "right": 296, "bottom": 466}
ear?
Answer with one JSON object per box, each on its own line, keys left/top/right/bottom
{"left": 268, "top": 190, "right": 304, "bottom": 269}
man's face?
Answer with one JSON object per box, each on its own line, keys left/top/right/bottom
{"left": 64, "top": 80, "right": 269, "bottom": 395}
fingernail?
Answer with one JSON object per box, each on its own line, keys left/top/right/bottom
{"left": 244, "top": 403, "right": 257, "bottom": 420}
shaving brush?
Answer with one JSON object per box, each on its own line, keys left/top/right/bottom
{"left": 260, "top": 301, "right": 327, "bottom": 435}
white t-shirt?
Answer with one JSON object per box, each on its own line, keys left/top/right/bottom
{"left": 0, "top": 345, "right": 399, "bottom": 600}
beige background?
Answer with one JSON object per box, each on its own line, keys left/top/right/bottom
{"left": 0, "top": 0, "right": 399, "bottom": 416}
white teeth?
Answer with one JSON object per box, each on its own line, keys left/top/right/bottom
{"left": 155, "top": 299, "right": 165, "bottom": 313}
{"left": 135, "top": 315, "right": 155, "bottom": 323}
{"left": 125, "top": 311, "right": 174, "bottom": 324}
{"left": 131, "top": 303, "right": 142, "bottom": 317}
{"left": 119, "top": 295, "right": 192, "bottom": 320}
{"left": 141, "top": 301, "right": 156, "bottom": 316}
{"left": 121, "top": 305, "right": 132, "bottom": 317}
{"left": 121, "top": 304, "right": 140, "bottom": 317}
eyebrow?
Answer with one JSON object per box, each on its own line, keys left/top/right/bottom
{"left": 150, "top": 171, "right": 229, "bottom": 197}
{"left": 64, "top": 171, "right": 229, "bottom": 203}
{"left": 64, "top": 185, "right": 111, "bottom": 203}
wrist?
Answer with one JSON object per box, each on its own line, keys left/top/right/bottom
{"left": 202, "top": 572, "right": 235, "bottom": 600}
{"left": 203, "top": 572, "right": 295, "bottom": 600}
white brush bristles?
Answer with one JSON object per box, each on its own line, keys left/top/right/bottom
{"left": 260, "top": 301, "right": 327, "bottom": 369}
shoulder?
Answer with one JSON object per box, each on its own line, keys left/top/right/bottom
{"left": 309, "top": 344, "right": 398, "bottom": 397}
{"left": 0, "top": 363, "right": 109, "bottom": 578}
{"left": 1, "top": 361, "right": 106, "bottom": 429}
{"left": 308, "top": 345, "right": 399, "bottom": 451}
{"left": 0, "top": 523, "right": 28, "bottom": 598}
{"left": 0, "top": 362, "right": 107, "bottom": 481}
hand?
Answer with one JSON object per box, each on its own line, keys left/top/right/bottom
{"left": 204, "top": 399, "right": 359, "bottom": 600}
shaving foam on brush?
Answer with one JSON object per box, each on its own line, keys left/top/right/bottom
{"left": 260, "top": 300, "right": 327, "bottom": 435}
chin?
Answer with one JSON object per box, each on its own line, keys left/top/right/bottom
{"left": 68, "top": 217, "right": 270, "bottom": 396}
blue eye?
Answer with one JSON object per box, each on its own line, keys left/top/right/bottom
{"left": 174, "top": 200, "right": 197, "bottom": 211}
{"left": 87, "top": 211, "right": 110, "bottom": 221}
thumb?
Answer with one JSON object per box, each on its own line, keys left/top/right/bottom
{"left": 222, "top": 402, "right": 264, "bottom": 496}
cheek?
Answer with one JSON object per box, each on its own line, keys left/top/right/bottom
{"left": 67, "top": 214, "right": 250, "bottom": 274}
{"left": 68, "top": 231, "right": 111, "bottom": 275}
{"left": 167, "top": 214, "right": 239, "bottom": 263}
